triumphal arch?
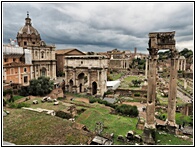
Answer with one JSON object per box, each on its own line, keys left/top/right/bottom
{"left": 64, "top": 55, "right": 108, "bottom": 97}
{"left": 143, "top": 31, "right": 179, "bottom": 144}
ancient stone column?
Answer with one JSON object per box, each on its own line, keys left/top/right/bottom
{"left": 180, "top": 60, "right": 183, "bottom": 71}
{"left": 166, "top": 49, "right": 179, "bottom": 133}
{"left": 73, "top": 68, "right": 77, "bottom": 93}
{"left": 87, "top": 68, "right": 92, "bottom": 95}
{"left": 142, "top": 48, "right": 158, "bottom": 144}
{"left": 145, "top": 57, "right": 148, "bottom": 79}
{"left": 184, "top": 59, "right": 186, "bottom": 71}
{"left": 96, "top": 70, "right": 101, "bottom": 96}
{"left": 64, "top": 68, "right": 69, "bottom": 92}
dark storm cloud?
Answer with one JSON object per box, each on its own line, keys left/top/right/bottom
{"left": 3, "top": 2, "right": 194, "bottom": 53}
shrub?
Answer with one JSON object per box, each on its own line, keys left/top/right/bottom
{"left": 115, "top": 104, "right": 139, "bottom": 117}
{"left": 134, "top": 93, "right": 141, "bottom": 97}
{"left": 8, "top": 102, "right": 30, "bottom": 108}
{"left": 57, "top": 97, "right": 64, "bottom": 100}
{"left": 77, "top": 108, "right": 86, "bottom": 115}
{"left": 3, "top": 89, "right": 13, "bottom": 96}
{"left": 56, "top": 110, "right": 72, "bottom": 119}
{"left": 19, "top": 86, "right": 29, "bottom": 96}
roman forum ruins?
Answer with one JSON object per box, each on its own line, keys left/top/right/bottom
{"left": 143, "top": 31, "right": 179, "bottom": 144}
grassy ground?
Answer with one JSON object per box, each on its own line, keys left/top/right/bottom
{"left": 119, "top": 75, "right": 144, "bottom": 89}
{"left": 3, "top": 94, "right": 193, "bottom": 145}
{"left": 108, "top": 72, "right": 123, "bottom": 80}
{"left": 156, "top": 132, "right": 192, "bottom": 145}
{"left": 3, "top": 108, "right": 91, "bottom": 145}
{"left": 76, "top": 103, "right": 142, "bottom": 145}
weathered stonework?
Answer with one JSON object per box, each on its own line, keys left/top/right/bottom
{"left": 143, "top": 31, "right": 179, "bottom": 144}
{"left": 17, "top": 13, "right": 56, "bottom": 80}
{"left": 64, "top": 55, "right": 108, "bottom": 97}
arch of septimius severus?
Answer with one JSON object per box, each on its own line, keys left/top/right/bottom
{"left": 64, "top": 55, "right": 108, "bottom": 97}
{"left": 142, "top": 31, "right": 179, "bottom": 144}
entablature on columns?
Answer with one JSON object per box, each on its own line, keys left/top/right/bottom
{"left": 148, "top": 31, "right": 176, "bottom": 50}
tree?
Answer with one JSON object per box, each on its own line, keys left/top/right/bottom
{"left": 28, "top": 76, "right": 54, "bottom": 96}
{"left": 132, "top": 79, "right": 142, "bottom": 87}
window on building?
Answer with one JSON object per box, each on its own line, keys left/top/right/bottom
{"left": 41, "top": 51, "right": 44, "bottom": 58}
{"left": 10, "top": 68, "right": 14, "bottom": 74}
{"left": 24, "top": 67, "right": 27, "bottom": 72}
{"left": 35, "top": 51, "right": 38, "bottom": 57}
{"left": 81, "top": 61, "right": 83, "bottom": 64}
{"left": 32, "top": 42, "right": 35, "bottom": 44}
{"left": 24, "top": 76, "right": 28, "bottom": 83}
{"left": 47, "top": 52, "right": 49, "bottom": 57}
{"left": 24, "top": 41, "right": 27, "bottom": 46}
{"left": 13, "top": 58, "right": 16, "bottom": 62}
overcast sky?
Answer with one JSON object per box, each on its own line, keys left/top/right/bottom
{"left": 2, "top": 2, "right": 194, "bottom": 53}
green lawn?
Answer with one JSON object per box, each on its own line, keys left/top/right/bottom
{"left": 156, "top": 132, "right": 192, "bottom": 145}
{"left": 3, "top": 94, "right": 193, "bottom": 145}
{"left": 12, "top": 95, "right": 24, "bottom": 101}
{"left": 3, "top": 109, "right": 91, "bottom": 145}
{"left": 76, "top": 103, "right": 142, "bottom": 145}
{"left": 109, "top": 72, "right": 123, "bottom": 80}
{"left": 119, "top": 75, "right": 145, "bottom": 89}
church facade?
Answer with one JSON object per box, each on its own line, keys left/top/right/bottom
{"left": 16, "top": 13, "right": 56, "bottom": 80}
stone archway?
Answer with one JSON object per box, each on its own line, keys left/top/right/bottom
{"left": 69, "top": 79, "right": 73, "bottom": 93}
{"left": 78, "top": 73, "right": 85, "bottom": 93}
{"left": 92, "top": 82, "right": 97, "bottom": 95}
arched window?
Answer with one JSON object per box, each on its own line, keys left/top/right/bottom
{"left": 35, "top": 51, "right": 37, "bottom": 57}
{"left": 41, "top": 51, "right": 44, "bottom": 59}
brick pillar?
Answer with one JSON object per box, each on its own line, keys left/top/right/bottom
{"left": 166, "top": 49, "right": 179, "bottom": 133}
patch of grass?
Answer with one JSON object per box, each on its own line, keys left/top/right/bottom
{"left": 119, "top": 75, "right": 144, "bottom": 89}
{"left": 156, "top": 132, "right": 192, "bottom": 145}
{"left": 175, "top": 112, "right": 192, "bottom": 125}
{"left": 76, "top": 103, "right": 142, "bottom": 144}
{"left": 3, "top": 109, "right": 91, "bottom": 145}
{"left": 12, "top": 95, "right": 24, "bottom": 101}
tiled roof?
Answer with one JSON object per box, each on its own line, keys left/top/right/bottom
{"left": 3, "top": 62, "right": 31, "bottom": 67}
{"left": 55, "top": 49, "right": 77, "bottom": 54}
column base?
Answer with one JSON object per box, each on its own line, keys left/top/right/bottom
{"left": 142, "top": 124, "right": 156, "bottom": 145}
{"left": 165, "top": 120, "right": 178, "bottom": 134}
{"left": 65, "top": 85, "right": 69, "bottom": 92}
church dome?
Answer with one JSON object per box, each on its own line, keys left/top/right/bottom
{"left": 17, "top": 12, "right": 41, "bottom": 47}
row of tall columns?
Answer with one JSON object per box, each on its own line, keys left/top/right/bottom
{"left": 178, "top": 59, "right": 186, "bottom": 71}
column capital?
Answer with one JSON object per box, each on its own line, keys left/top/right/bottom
{"left": 147, "top": 48, "right": 159, "bottom": 59}
{"left": 170, "top": 49, "right": 179, "bottom": 59}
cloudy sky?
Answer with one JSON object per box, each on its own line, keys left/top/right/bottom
{"left": 2, "top": 2, "right": 194, "bottom": 53}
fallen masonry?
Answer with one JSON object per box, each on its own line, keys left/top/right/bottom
{"left": 22, "top": 107, "right": 55, "bottom": 116}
